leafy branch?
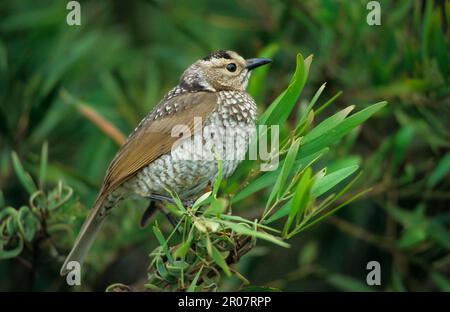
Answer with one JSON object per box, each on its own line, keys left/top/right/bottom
{"left": 0, "top": 142, "right": 79, "bottom": 288}
{"left": 107, "top": 53, "right": 387, "bottom": 292}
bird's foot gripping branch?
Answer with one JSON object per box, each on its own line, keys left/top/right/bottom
{"left": 105, "top": 53, "right": 387, "bottom": 292}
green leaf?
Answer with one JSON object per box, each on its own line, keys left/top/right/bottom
{"left": 39, "top": 141, "right": 48, "bottom": 190}
{"left": 327, "top": 274, "right": 374, "bottom": 292}
{"left": 278, "top": 138, "right": 301, "bottom": 198}
{"left": 259, "top": 54, "right": 313, "bottom": 126}
{"left": 240, "top": 286, "right": 281, "bottom": 292}
{"left": 398, "top": 227, "right": 427, "bottom": 248}
{"left": 266, "top": 200, "right": 292, "bottom": 224}
{"left": 327, "top": 156, "right": 361, "bottom": 173}
{"left": 42, "top": 32, "right": 99, "bottom": 97}
{"left": 296, "top": 188, "right": 371, "bottom": 234}
{"left": 0, "top": 207, "right": 23, "bottom": 259}
{"left": 295, "top": 109, "right": 315, "bottom": 136}
{"left": 0, "top": 40, "right": 7, "bottom": 75}
{"left": 311, "top": 165, "right": 359, "bottom": 197}
{"left": 266, "top": 138, "right": 301, "bottom": 208}
{"left": 0, "top": 207, "right": 19, "bottom": 235}
{"left": 17, "top": 206, "right": 39, "bottom": 242}
{"left": 298, "top": 241, "right": 318, "bottom": 265}
{"left": 392, "top": 126, "right": 414, "bottom": 173}
{"left": 427, "top": 219, "right": 450, "bottom": 249}
{"left": 266, "top": 157, "right": 359, "bottom": 226}
{"left": 248, "top": 43, "right": 279, "bottom": 103}
{"left": 220, "top": 214, "right": 279, "bottom": 233}
{"left": 165, "top": 189, "right": 186, "bottom": 213}
{"left": 155, "top": 256, "right": 171, "bottom": 280}
{"left": 315, "top": 91, "right": 343, "bottom": 115}
{"left": 298, "top": 102, "right": 388, "bottom": 158}
{"left": 204, "top": 198, "right": 227, "bottom": 216}
{"left": 211, "top": 245, "right": 231, "bottom": 277}
{"left": 0, "top": 190, "right": 4, "bottom": 208}
{"left": 297, "top": 82, "right": 327, "bottom": 126}
{"left": 391, "top": 270, "right": 406, "bottom": 292}
{"left": 384, "top": 204, "right": 425, "bottom": 229}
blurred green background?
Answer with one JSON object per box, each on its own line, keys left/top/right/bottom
{"left": 0, "top": 0, "right": 449, "bottom": 291}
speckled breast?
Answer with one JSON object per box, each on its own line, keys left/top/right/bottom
{"left": 124, "top": 90, "right": 257, "bottom": 199}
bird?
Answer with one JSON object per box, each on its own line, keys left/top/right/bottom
{"left": 60, "top": 50, "right": 272, "bottom": 275}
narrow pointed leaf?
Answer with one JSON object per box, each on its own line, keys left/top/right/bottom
{"left": 312, "top": 165, "right": 359, "bottom": 197}
{"left": 211, "top": 245, "right": 231, "bottom": 277}
{"left": 259, "top": 54, "right": 313, "bottom": 126}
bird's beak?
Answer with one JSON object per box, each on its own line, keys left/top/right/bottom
{"left": 245, "top": 58, "right": 272, "bottom": 70}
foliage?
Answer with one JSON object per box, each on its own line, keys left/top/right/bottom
{"left": 0, "top": 0, "right": 448, "bottom": 292}
{"left": 0, "top": 143, "right": 81, "bottom": 289}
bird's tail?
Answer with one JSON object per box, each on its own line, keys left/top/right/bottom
{"left": 60, "top": 200, "right": 107, "bottom": 276}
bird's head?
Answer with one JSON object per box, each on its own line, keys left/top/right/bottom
{"left": 180, "top": 50, "right": 272, "bottom": 92}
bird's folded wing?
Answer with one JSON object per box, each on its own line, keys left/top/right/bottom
{"left": 96, "top": 91, "right": 218, "bottom": 203}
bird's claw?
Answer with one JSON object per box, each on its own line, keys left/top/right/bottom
{"left": 182, "top": 199, "right": 194, "bottom": 208}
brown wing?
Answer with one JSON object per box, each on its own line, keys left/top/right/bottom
{"left": 96, "top": 91, "right": 218, "bottom": 204}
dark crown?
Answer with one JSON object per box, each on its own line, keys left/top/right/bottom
{"left": 202, "top": 50, "right": 232, "bottom": 61}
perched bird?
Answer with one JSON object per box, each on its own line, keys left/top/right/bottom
{"left": 60, "top": 50, "right": 272, "bottom": 275}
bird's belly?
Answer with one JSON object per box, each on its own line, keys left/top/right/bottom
{"left": 124, "top": 122, "right": 255, "bottom": 199}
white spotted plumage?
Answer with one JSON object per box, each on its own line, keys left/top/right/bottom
{"left": 121, "top": 89, "right": 257, "bottom": 200}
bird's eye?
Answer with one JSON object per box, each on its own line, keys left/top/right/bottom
{"left": 226, "top": 63, "right": 237, "bottom": 72}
